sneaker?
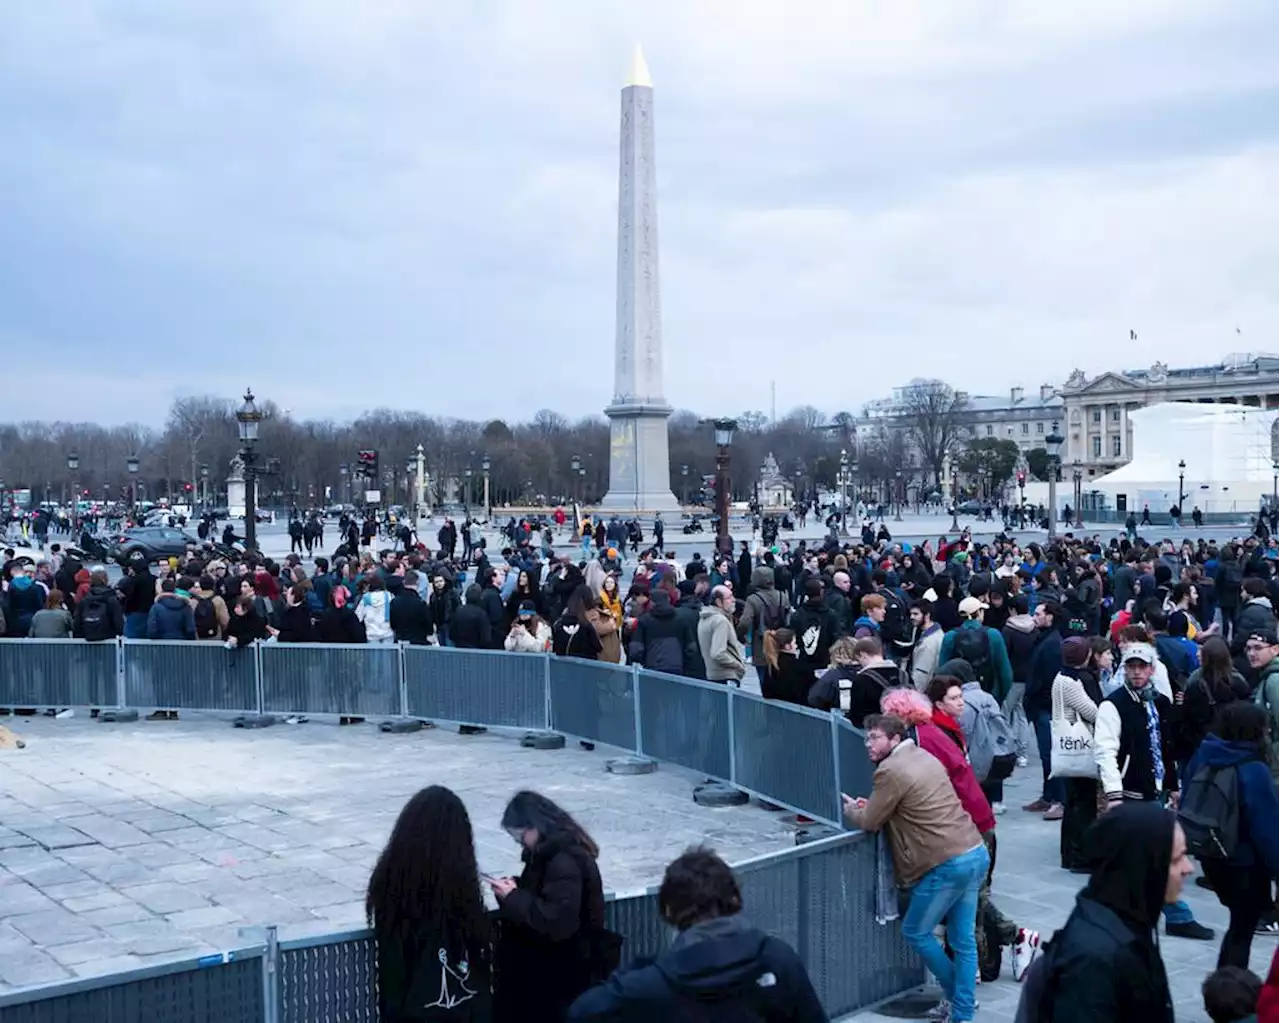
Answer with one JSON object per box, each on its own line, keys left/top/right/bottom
{"left": 1166, "top": 920, "right": 1214, "bottom": 941}
{"left": 1255, "top": 920, "right": 1278, "bottom": 935}
{"left": 1022, "top": 799, "right": 1051, "bottom": 813}
{"left": 924, "top": 999, "right": 951, "bottom": 1021}
{"left": 1042, "top": 803, "right": 1064, "bottom": 821}
{"left": 1016, "top": 755, "right": 1029, "bottom": 768}
{"left": 991, "top": 801, "right": 1007, "bottom": 815}
{"left": 1012, "top": 927, "right": 1041, "bottom": 981}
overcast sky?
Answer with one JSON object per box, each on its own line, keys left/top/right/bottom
{"left": 1, "top": 2, "right": 1276, "bottom": 427}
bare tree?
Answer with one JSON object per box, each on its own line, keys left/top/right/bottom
{"left": 900, "top": 381, "right": 969, "bottom": 486}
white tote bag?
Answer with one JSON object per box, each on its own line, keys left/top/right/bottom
{"left": 1049, "top": 676, "right": 1097, "bottom": 779}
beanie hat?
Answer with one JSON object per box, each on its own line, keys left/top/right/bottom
{"left": 1061, "top": 636, "right": 1091, "bottom": 669}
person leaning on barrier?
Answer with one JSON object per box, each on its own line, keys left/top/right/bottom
{"left": 225, "top": 595, "right": 268, "bottom": 648}
{"left": 452, "top": 584, "right": 494, "bottom": 651}
{"left": 29, "top": 588, "right": 73, "bottom": 639}
{"left": 567, "top": 846, "right": 827, "bottom": 1023}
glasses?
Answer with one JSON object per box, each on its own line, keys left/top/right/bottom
{"left": 1244, "top": 643, "right": 1273, "bottom": 653}
{"left": 863, "top": 733, "right": 887, "bottom": 746}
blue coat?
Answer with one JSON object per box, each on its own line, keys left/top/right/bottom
{"left": 1185, "top": 735, "right": 1277, "bottom": 873}
{"left": 147, "top": 594, "right": 196, "bottom": 640}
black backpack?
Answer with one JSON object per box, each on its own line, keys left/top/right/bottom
{"left": 1178, "top": 763, "right": 1240, "bottom": 861}
{"left": 952, "top": 627, "right": 993, "bottom": 687}
{"left": 78, "top": 595, "right": 113, "bottom": 642}
{"left": 877, "top": 588, "right": 907, "bottom": 645}
{"left": 194, "top": 597, "right": 219, "bottom": 639}
{"left": 749, "top": 593, "right": 788, "bottom": 632}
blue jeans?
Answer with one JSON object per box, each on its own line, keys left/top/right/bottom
{"left": 902, "top": 844, "right": 989, "bottom": 1021}
{"left": 1032, "top": 710, "right": 1065, "bottom": 804}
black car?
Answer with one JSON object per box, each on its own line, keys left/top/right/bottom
{"left": 955, "top": 499, "right": 984, "bottom": 515}
{"left": 107, "top": 527, "right": 199, "bottom": 566}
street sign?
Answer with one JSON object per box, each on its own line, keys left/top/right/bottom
{"left": 364, "top": 489, "right": 381, "bottom": 504}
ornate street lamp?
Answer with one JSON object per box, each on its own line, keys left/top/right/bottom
{"left": 1072, "top": 459, "right": 1083, "bottom": 529}
{"left": 126, "top": 454, "right": 139, "bottom": 511}
{"left": 235, "top": 387, "right": 262, "bottom": 550}
{"left": 894, "top": 468, "right": 903, "bottom": 522}
{"left": 1045, "top": 420, "right": 1065, "bottom": 540}
{"left": 1177, "top": 459, "right": 1186, "bottom": 519}
{"left": 680, "top": 463, "right": 689, "bottom": 507}
{"left": 838, "top": 449, "right": 850, "bottom": 534}
{"left": 481, "top": 453, "right": 492, "bottom": 521}
{"left": 711, "top": 418, "right": 737, "bottom": 550}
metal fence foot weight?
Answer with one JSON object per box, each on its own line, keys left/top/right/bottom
{"left": 606, "top": 755, "right": 657, "bottom": 775}
{"left": 794, "top": 825, "right": 842, "bottom": 845}
{"left": 379, "top": 719, "right": 429, "bottom": 733}
{"left": 520, "top": 730, "right": 565, "bottom": 749}
{"left": 99, "top": 708, "right": 139, "bottom": 723}
{"left": 338, "top": 715, "right": 366, "bottom": 726}
{"left": 234, "top": 714, "right": 277, "bottom": 729}
{"left": 693, "top": 782, "right": 748, "bottom": 807}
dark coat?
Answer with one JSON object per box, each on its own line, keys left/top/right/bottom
{"left": 316, "top": 606, "right": 365, "bottom": 644}
{"left": 760, "top": 650, "right": 815, "bottom": 706}
{"left": 375, "top": 923, "right": 491, "bottom": 1023}
{"left": 4, "top": 577, "right": 45, "bottom": 637}
{"left": 146, "top": 594, "right": 195, "bottom": 640}
{"left": 390, "top": 591, "right": 433, "bottom": 645}
{"left": 788, "top": 597, "right": 836, "bottom": 672}
{"left": 823, "top": 588, "right": 855, "bottom": 638}
{"left": 479, "top": 586, "right": 507, "bottom": 647}
{"left": 275, "top": 602, "right": 315, "bottom": 643}
{"left": 226, "top": 609, "right": 269, "bottom": 646}
{"left": 429, "top": 587, "right": 460, "bottom": 633}
{"left": 118, "top": 570, "right": 157, "bottom": 616}
{"left": 845, "top": 663, "right": 902, "bottom": 728}
{"left": 451, "top": 604, "right": 493, "bottom": 650}
{"left": 567, "top": 915, "right": 824, "bottom": 1023}
{"left": 552, "top": 616, "right": 603, "bottom": 660}
{"left": 494, "top": 833, "right": 605, "bottom": 1023}
{"left": 1024, "top": 628, "right": 1061, "bottom": 718}
{"left": 1173, "top": 668, "right": 1251, "bottom": 765}
{"left": 71, "top": 584, "right": 124, "bottom": 640}
{"left": 627, "top": 599, "right": 697, "bottom": 676}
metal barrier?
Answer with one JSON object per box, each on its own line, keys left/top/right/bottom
{"left": 0, "top": 638, "right": 117, "bottom": 709}
{"left": 730, "top": 690, "right": 841, "bottom": 826}
{"left": 0, "top": 830, "right": 917, "bottom": 1023}
{"left": 404, "top": 645, "right": 546, "bottom": 729}
{"left": 122, "top": 640, "right": 259, "bottom": 713}
{"left": 260, "top": 643, "right": 401, "bottom": 717}
{"left": 836, "top": 715, "right": 876, "bottom": 803}
{"left": 548, "top": 656, "right": 638, "bottom": 751}
{"left": 636, "top": 669, "right": 732, "bottom": 780}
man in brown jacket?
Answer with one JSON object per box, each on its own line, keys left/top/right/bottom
{"left": 843, "top": 713, "right": 988, "bottom": 1023}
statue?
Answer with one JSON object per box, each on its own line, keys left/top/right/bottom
{"left": 1147, "top": 361, "right": 1169, "bottom": 384}
{"left": 1064, "top": 368, "right": 1088, "bottom": 390}
{"left": 227, "top": 454, "right": 245, "bottom": 480}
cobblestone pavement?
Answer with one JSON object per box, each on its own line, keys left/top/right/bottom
{"left": 0, "top": 714, "right": 794, "bottom": 993}
{"left": 845, "top": 768, "right": 1278, "bottom": 1023}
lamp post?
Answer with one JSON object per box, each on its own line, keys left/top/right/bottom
{"left": 464, "top": 467, "right": 473, "bottom": 511}
{"left": 680, "top": 463, "right": 689, "bottom": 507}
{"left": 894, "top": 469, "right": 903, "bottom": 522}
{"left": 126, "top": 454, "right": 139, "bottom": 513}
{"left": 1072, "top": 459, "right": 1083, "bottom": 529}
{"left": 712, "top": 418, "right": 737, "bottom": 553}
{"left": 414, "top": 443, "right": 426, "bottom": 522}
{"left": 235, "top": 388, "right": 262, "bottom": 550}
{"left": 200, "top": 463, "right": 209, "bottom": 512}
{"left": 481, "top": 453, "right": 492, "bottom": 522}
{"left": 67, "top": 451, "right": 80, "bottom": 528}
{"left": 950, "top": 467, "right": 960, "bottom": 533}
{"left": 338, "top": 463, "right": 348, "bottom": 506}
{"left": 838, "top": 449, "right": 849, "bottom": 534}
{"left": 1177, "top": 459, "right": 1186, "bottom": 520}
{"left": 1045, "top": 420, "right": 1064, "bottom": 540}
{"left": 579, "top": 466, "right": 586, "bottom": 504}
{"left": 570, "top": 454, "right": 581, "bottom": 509}
{"left": 1273, "top": 460, "right": 1279, "bottom": 519}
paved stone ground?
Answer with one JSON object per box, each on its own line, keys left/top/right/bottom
{"left": 0, "top": 714, "right": 794, "bottom": 993}
{"left": 846, "top": 768, "right": 1278, "bottom": 1023}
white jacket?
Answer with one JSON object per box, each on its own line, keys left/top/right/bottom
{"left": 356, "top": 590, "right": 394, "bottom": 643}
{"left": 910, "top": 625, "right": 944, "bottom": 691}
{"left": 504, "top": 621, "right": 551, "bottom": 653}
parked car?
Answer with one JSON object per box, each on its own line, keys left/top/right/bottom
{"left": 106, "top": 527, "right": 200, "bottom": 566}
{"left": 955, "top": 499, "right": 984, "bottom": 514}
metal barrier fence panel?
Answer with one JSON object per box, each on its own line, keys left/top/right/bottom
{"left": 801, "top": 831, "right": 920, "bottom": 1014}
{"left": 734, "top": 850, "right": 803, "bottom": 952}
{"left": 122, "top": 640, "right": 260, "bottom": 713}
{"left": 730, "top": 692, "right": 840, "bottom": 826}
{"left": 0, "top": 638, "right": 117, "bottom": 709}
{"left": 604, "top": 890, "right": 669, "bottom": 965}
{"left": 548, "top": 658, "right": 637, "bottom": 750}
{"left": 0, "top": 952, "right": 265, "bottom": 1023}
{"left": 635, "top": 670, "right": 731, "bottom": 780}
{"left": 836, "top": 716, "right": 876, "bottom": 805}
{"left": 260, "top": 643, "right": 401, "bottom": 717}
{"left": 403, "top": 647, "right": 547, "bottom": 729}
{"left": 278, "top": 932, "right": 378, "bottom": 1023}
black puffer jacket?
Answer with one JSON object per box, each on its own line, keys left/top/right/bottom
{"left": 1024, "top": 803, "right": 1175, "bottom": 1023}
{"left": 788, "top": 597, "right": 835, "bottom": 672}
{"left": 627, "top": 592, "right": 697, "bottom": 676}
{"left": 495, "top": 833, "right": 605, "bottom": 1023}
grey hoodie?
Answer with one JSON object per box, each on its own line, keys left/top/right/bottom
{"left": 738, "top": 566, "right": 790, "bottom": 666}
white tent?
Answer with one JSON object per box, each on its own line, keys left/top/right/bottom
{"left": 1088, "top": 403, "right": 1277, "bottom": 514}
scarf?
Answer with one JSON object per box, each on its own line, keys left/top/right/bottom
{"left": 931, "top": 707, "right": 966, "bottom": 753}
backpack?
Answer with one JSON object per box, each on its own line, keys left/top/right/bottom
{"left": 194, "top": 597, "right": 219, "bottom": 638}
{"left": 749, "top": 593, "right": 788, "bottom": 632}
{"left": 78, "top": 595, "right": 113, "bottom": 642}
{"left": 1177, "top": 763, "right": 1240, "bottom": 861}
{"left": 952, "top": 626, "right": 993, "bottom": 687}
{"left": 968, "top": 700, "right": 1016, "bottom": 782}
{"left": 877, "top": 588, "right": 907, "bottom": 645}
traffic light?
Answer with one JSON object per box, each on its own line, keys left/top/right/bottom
{"left": 185, "top": 483, "right": 193, "bottom": 492}
{"left": 1016, "top": 471, "right": 1026, "bottom": 486}
{"left": 357, "top": 449, "right": 378, "bottom": 480}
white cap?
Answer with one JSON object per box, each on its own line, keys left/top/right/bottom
{"left": 1120, "top": 642, "right": 1156, "bottom": 665}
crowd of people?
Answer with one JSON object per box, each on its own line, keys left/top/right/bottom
{"left": 3, "top": 510, "right": 1278, "bottom": 1021}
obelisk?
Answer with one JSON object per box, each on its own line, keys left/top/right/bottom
{"left": 599, "top": 45, "right": 681, "bottom": 514}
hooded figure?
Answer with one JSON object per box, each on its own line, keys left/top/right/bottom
{"left": 1020, "top": 802, "right": 1181, "bottom": 1023}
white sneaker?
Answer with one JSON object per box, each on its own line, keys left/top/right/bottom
{"left": 1012, "top": 927, "right": 1041, "bottom": 981}
{"left": 1016, "top": 755, "right": 1029, "bottom": 768}
{"left": 925, "top": 998, "right": 951, "bottom": 1021}
{"left": 991, "top": 801, "right": 1007, "bottom": 815}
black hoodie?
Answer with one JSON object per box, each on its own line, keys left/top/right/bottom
{"left": 567, "top": 914, "right": 825, "bottom": 1023}
{"left": 1029, "top": 802, "right": 1175, "bottom": 1023}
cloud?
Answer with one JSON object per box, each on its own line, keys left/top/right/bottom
{"left": 0, "top": 1, "right": 1274, "bottom": 426}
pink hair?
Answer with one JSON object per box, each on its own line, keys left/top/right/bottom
{"left": 879, "top": 687, "right": 931, "bottom": 725}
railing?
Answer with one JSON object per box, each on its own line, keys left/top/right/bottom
{"left": 0, "top": 829, "right": 916, "bottom": 1023}
{"left": 0, "top": 639, "right": 920, "bottom": 1018}
{"left": 0, "top": 640, "right": 884, "bottom": 827}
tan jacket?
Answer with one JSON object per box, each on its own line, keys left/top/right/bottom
{"left": 845, "top": 739, "right": 983, "bottom": 885}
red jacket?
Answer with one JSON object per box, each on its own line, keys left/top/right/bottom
{"left": 913, "top": 721, "right": 995, "bottom": 833}
{"left": 1259, "top": 949, "right": 1277, "bottom": 1023}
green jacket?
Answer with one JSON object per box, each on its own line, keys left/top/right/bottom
{"left": 937, "top": 619, "right": 1014, "bottom": 704}
{"left": 1257, "top": 654, "right": 1278, "bottom": 779}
